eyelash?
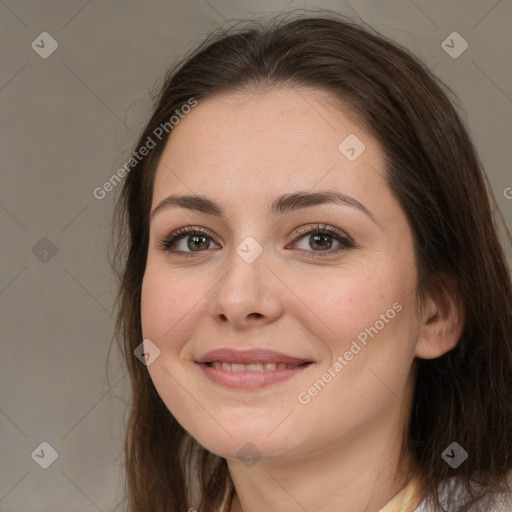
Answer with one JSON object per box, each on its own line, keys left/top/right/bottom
{"left": 157, "top": 224, "right": 354, "bottom": 259}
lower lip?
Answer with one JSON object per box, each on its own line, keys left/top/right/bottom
{"left": 197, "top": 363, "right": 311, "bottom": 389}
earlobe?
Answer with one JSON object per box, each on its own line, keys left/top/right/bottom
{"left": 415, "top": 276, "right": 465, "bottom": 360}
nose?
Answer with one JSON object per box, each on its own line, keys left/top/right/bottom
{"left": 208, "top": 245, "right": 285, "bottom": 330}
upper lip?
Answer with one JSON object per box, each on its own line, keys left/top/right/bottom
{"left": 195, "top": 348, "right": 312, "bottom": 365}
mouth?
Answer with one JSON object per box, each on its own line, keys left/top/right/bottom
{"left": 195, "top": 348, "right": 314, "bottom": 388}
{"left": 204, "top": 361, "right": 307, "bottom": 371}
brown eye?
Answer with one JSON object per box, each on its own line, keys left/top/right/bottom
{"left": 158, "top": 226, "right": 220, "bottom": 255}
{"left": 289, "top": 224, "right": 354, "bottom": 258}
{"left": 157, "top": 223, "right": 354, "bottom": 258}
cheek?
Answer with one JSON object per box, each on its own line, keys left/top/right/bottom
{"left": 293, "top": 257, "right": 419, "bottom": 389}
{"left": 296, "top": 265, "right": 404, "bottom": 343}
{"left": 140, "top": 266, "right": 199, "bottom": 351}
{"left": 292, "top": 269, "right": 418, "bottom": 425}
{"left": 140, "top": 267, "right": 211, "bottom": 437}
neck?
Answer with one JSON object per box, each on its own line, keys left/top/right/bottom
{"left": 227, "top": 410, "right": 417, "bottom": 512}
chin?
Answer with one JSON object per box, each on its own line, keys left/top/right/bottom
{"left": 187, "top": 423, "right": 307, "bottom": 464}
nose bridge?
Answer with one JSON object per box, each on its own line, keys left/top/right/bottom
{"left": 208, "top": 230, "right": 283, "bottom": 326}
{"left": 223, "top": 206, "right": 270, "bottom": 268}
{"left": 222, "top": 233, "right": 267, "bottom": 298}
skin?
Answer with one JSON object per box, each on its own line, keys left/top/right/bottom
{"left": 140, "top": 86, "right": 464, "bottom": 512}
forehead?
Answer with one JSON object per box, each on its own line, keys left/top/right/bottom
{"left": 152, "top": 86, "right": 386, "bottom": 211}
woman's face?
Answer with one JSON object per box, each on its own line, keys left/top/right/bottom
{"left": 141, "top": 86, "right": 422, "bottom": 461}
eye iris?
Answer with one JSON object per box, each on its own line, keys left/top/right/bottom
{"left": 188, "top": 234, "right": 209, "bottom": 251}
{"left": 310, "top": 233, "right": 332, "bottom": 251}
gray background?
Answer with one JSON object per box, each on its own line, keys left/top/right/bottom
{"left": 1, "top": 1, "right": 511, "bottom": 511}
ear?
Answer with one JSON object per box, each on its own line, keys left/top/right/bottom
{"left": 415, "top": 274, "right": 465, "bottom": 360}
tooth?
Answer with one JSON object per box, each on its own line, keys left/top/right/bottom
{"left": 246, "top": 363, "right": 264, "bottom": 371}
{"left": 210, "top": 361, "right": 304, "bottom": 371}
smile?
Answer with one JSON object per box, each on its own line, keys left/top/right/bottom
{"left": 195, "top": 348, "right": 314, "bottom": 388}
{"left": 206, "top": 361, "right": 304, "bottom": 371}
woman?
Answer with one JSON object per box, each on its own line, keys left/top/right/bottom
{"left": 112, "top": 10, "right": 512, "bottom": 512}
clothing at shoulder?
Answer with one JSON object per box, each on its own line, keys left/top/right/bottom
{"left": 413, "top": 470, "right": 512, "bottom": 512}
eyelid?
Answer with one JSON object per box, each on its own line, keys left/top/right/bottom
{"left": 156, "top": 225, "right": 219, "bottom": 253}
{"left": 291, "top": 223, "right": 354, "bottom": 245}
{"left": 286, "top": 223, "right": 354, "bottom": 258}
{"left": 157, "top": 223, "right": 354, "bottom": 257}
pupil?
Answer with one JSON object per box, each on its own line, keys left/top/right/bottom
{"left": 189, "top": 235, "right": 208, "bottom": 251}
{"left": 312, "top": 234, "right": 331, "bottom": 250}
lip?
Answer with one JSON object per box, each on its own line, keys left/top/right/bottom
{"left": 195, "top": 348, "right": 313, "bottom": 389}
{"left": 196, "top": 348, "right": 312, "bottom": 365}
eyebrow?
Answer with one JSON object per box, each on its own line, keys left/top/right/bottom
{"left": 150, "top": 190, "right": 376, "bottom": 223}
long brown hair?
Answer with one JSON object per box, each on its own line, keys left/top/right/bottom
{"left": 110, "top": 10, "right": 512, "bottom": 512}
